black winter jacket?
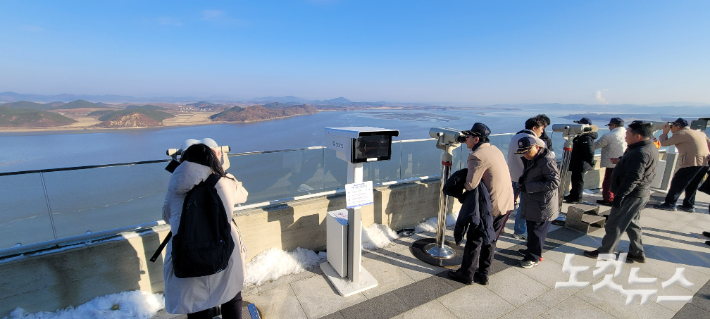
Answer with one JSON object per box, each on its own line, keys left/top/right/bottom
{"left": 444, "top": 169, "right": 495, "bottom": 245}
{"left": 569, "top": 132, "right": 598, "bottom": 172}
{"left": 611, "top": 139, "right": 658, "bottom": 198}
{"left": 519, "top": 148, "right": 560, "bottom": 222}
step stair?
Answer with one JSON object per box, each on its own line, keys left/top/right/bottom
{"left": 565, "top": 203, "right": 606, "bottom": 233}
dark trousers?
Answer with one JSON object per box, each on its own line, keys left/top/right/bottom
{"left": 524, "top": 220, "right": 551, "bottom": 262}
{"left": 664, "top": 166, "right": 710, "bottom": 208}
{"left": 602, "top": 167, "right": 615, "bottom": 202}
{"left": 599, "top": 195, "right": 649, "bottom": 256}
{"left": 187, "top": 292, "right": 243, "bottom": 319}
{"left": 459, "top": 212, "right": 509, "bottom": 277}
{"left": 569, "top": 170, "right": 585, "bottom": 200}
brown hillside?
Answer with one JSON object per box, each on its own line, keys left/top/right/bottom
{"left": 94, "top": 112, "right": 162, "bottom": 128}
{"left": 211, "top": 104, "right": 318, "bottom": 122}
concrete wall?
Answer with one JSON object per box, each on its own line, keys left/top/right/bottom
{"left": 0, "top": 179, "right": 441, "bottom": 317}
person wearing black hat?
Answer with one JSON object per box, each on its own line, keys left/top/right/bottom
{"left": 448, "top": 122, "right": 514, "bottom": 285}
{"left": 593, "top": 118, "right": 627, "bottom": 205}
{"left": 653, "top": 118, "right": 710, "bottom": 212}
{"left": 564, "top": 118, "right": 598, "bottom": 203}
{"left": 515, "top": 136, "right": 560, "bottom": 268}
{"left": 584, "top": 121, "right": 658, "bottom": 262}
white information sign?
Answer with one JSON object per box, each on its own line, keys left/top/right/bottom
{"left": 345, "top": 181, "right": 374, "bottom": 209}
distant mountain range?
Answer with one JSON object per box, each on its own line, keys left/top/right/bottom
{"left": 1, "top": 99, "right": 108, "bottom": 110}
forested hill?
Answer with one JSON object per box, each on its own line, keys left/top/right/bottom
{"left": 0, "top": 106, "right": 77, "bottom": 127}
{"left": 1, "top": 99, "right": 107, "bottom": 110}
{"left": 210, "top": 104, "right": 318, "bottom": 122}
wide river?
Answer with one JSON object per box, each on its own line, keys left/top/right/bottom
{"left": 0, "top": 108, "right": 574, "bottom": 173}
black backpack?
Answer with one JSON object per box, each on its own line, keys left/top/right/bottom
{"left": 150, "top": 174, "right": 235, "bottom": 278}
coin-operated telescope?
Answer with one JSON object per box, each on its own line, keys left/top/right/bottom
{"left": 409, "top": 127, "right": 467, "bottom": 265}
{"left": 165, "top": 138, "right": 231, "bottom": 172}
{"left": 551, "top": 124, "right": 599, "bottom": 211}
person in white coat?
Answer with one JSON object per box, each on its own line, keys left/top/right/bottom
{"left": 162, "top": 143, "right": 249, "bottom": 319}
{"left": 594, "top": 118, "right": 627, "bottom": 205}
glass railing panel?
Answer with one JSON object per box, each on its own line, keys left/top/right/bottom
{"left": 42, "top": 162, "right": 170, "bottom": 239}
{"left": 228, "top": 148, "right": 325, "bottom": 203}
{"left": 489, "top": 134, "right": 513, "bottom": 160}
{"left": 0, "top": 173, "right": 56, "bottom": 249}
{"left": 323, "top": 148, "right": 347, "bottom": 190}
{"left": 452, "top": 144, "right": 466, "bottom": 171}
{"left": 362, "top": 142, "right": 402, "bottom": 184}
{"left": 400, "top": 140, "right": 441, "bottom": 179}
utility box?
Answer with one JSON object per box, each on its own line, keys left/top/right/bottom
{"left": 326, "top": 209, "right": 349, "bottom": 277}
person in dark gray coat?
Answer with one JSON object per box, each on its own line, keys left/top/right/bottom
{"left": 584, "top": 121, "right": 658, "bottom": 263}
{"left": 516, "top": 136, "right": 560, "bottom": 268}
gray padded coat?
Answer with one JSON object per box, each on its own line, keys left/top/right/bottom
{"left": 518, "top": 148, "right": 561, "bottom": 222}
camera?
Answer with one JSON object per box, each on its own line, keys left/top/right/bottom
{"left": 429, "top": 127, "right": 464, "bottom": 145}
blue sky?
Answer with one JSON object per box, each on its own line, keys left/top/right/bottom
{"left": 1, "top": 0, "right": 708, "bottom": 105}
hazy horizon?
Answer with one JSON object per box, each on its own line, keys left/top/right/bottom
{"left": 2, "top": 1, "right": 709, "bottom": 105}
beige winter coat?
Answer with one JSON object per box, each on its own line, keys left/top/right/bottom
{"left": 465, "top": 143, "right": 515, "bottom": 218}
{"left": 162, "top": 161, "right": 249, "bottom": 314}
{"left": 659, "top": 127, "right": 710, "bottom": 168}
{"left": 594, "top": 127, "right": 627, "bottom": 168}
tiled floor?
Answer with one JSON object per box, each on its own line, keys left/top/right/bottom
{"left": 153, "top": 191, "right": 710, "bottom": 319}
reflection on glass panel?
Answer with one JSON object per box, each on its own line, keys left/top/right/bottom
{"left": 400, "top": 140, "right": 440, "bottom": 179}
{"left": 323, "top": 148, "right": 347, "bottom": 190}
{"left": 452, "top": 144, "right": 466, "bottom": 170}
{"left": 489, "top": 134, "right": 513, "bottom": 161}
{"left": 43, "top": 162, "right": 171, "bottom": 239}
{"left": 228, "top": 148, "right": 324, "bottom": 203}
{"left": 0, "top": 173, "right": 56, "bottom": 249}
{"left": 362, "top": 142, "right": 401, "bottom": 184}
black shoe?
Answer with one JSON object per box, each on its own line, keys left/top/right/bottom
{"left": 583, "top": 249, "right": 599, "bottom": 258}
{"left": 627, "top": 253, "right": 646, "bottom": 263}
{"left": 705, "top": 241, "right": 710, "bottom": 247}
{"left": 702, "top": 231, "right": 710, "bottom": 238}
{"left": 596, "top": 200, "right": 612, "bottom": 206}
{"left": 473, "top": 272, "right": 489, "bottom": 285}
{"left": 564, "top": 196, "right": 582, "bottom": 204}
{"left": 448, "top": 270, "right": 472, "bottom": 285}
{"left": 653, "top": 203, "right": 676, "bottom": 211}
{"left": 677, "top": 206, "right": 695, "bottom": 213}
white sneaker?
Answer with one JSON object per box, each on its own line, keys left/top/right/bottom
{"left": 513, "top": 234, "right": 527, "bottom": 241}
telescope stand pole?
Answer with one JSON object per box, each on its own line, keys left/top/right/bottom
{"left": 556, "top": 138, "right": 574, "bottom": 224}
{"left": 425, "top": 147, "right": 455, "bottom": 259}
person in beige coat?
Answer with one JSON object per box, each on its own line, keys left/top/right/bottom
{"left": 449, "top": 122, "right": 514, "bottom": 286}
{"left": 654, "top": 118, "right": 710, "bottom": 212}
{"left": 162, "top": 143, "right": 249, "bottom": 318}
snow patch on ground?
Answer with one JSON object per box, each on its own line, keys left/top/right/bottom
{"left": 415, "top": 213, "right": 457, "bottom": 234}
{"left": 4, "top": 290, "right": 163, "bottom": 319}
{"left": 361, "top": 224, "right": 398, "bottom": 250}
{"left": 244, "top": 247, "right": 326, "bottom": 286}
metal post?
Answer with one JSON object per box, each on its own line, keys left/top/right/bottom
{"left": 346, "top": 162, "right": 363, "bottom": 283}
{"left": 424, "top": 139, "right": 456, "bottom": 259}
{"left": 39, "top": 172, "right": 58, "bottom": 240}
{"left": 558, "top": 138, "right": 574, "bottom": 211}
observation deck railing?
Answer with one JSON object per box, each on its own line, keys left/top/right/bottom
{"left": 1, "top": 129, "right": 631, "bottom": 257}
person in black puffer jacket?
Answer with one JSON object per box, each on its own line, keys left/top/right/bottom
{"left": 565, "top": 117, "right": 598, "bottom": 203}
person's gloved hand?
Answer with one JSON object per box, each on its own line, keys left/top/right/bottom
{"left": 519, "top": 183, "right": 527, "bottom": 194}
{"left": 612, "top": 196, "right": 625, "bottom": 208}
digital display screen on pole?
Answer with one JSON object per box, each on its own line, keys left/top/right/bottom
{"left": 352, "top": 135, "right": 392, "bottom": 163}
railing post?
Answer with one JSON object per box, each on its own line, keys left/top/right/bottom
{"left": 39, "top": 172, "right": 58, "bottom": 240}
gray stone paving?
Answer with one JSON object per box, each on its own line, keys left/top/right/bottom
{"left": 153, "top": 191, "right": 710, "bottom": 319}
